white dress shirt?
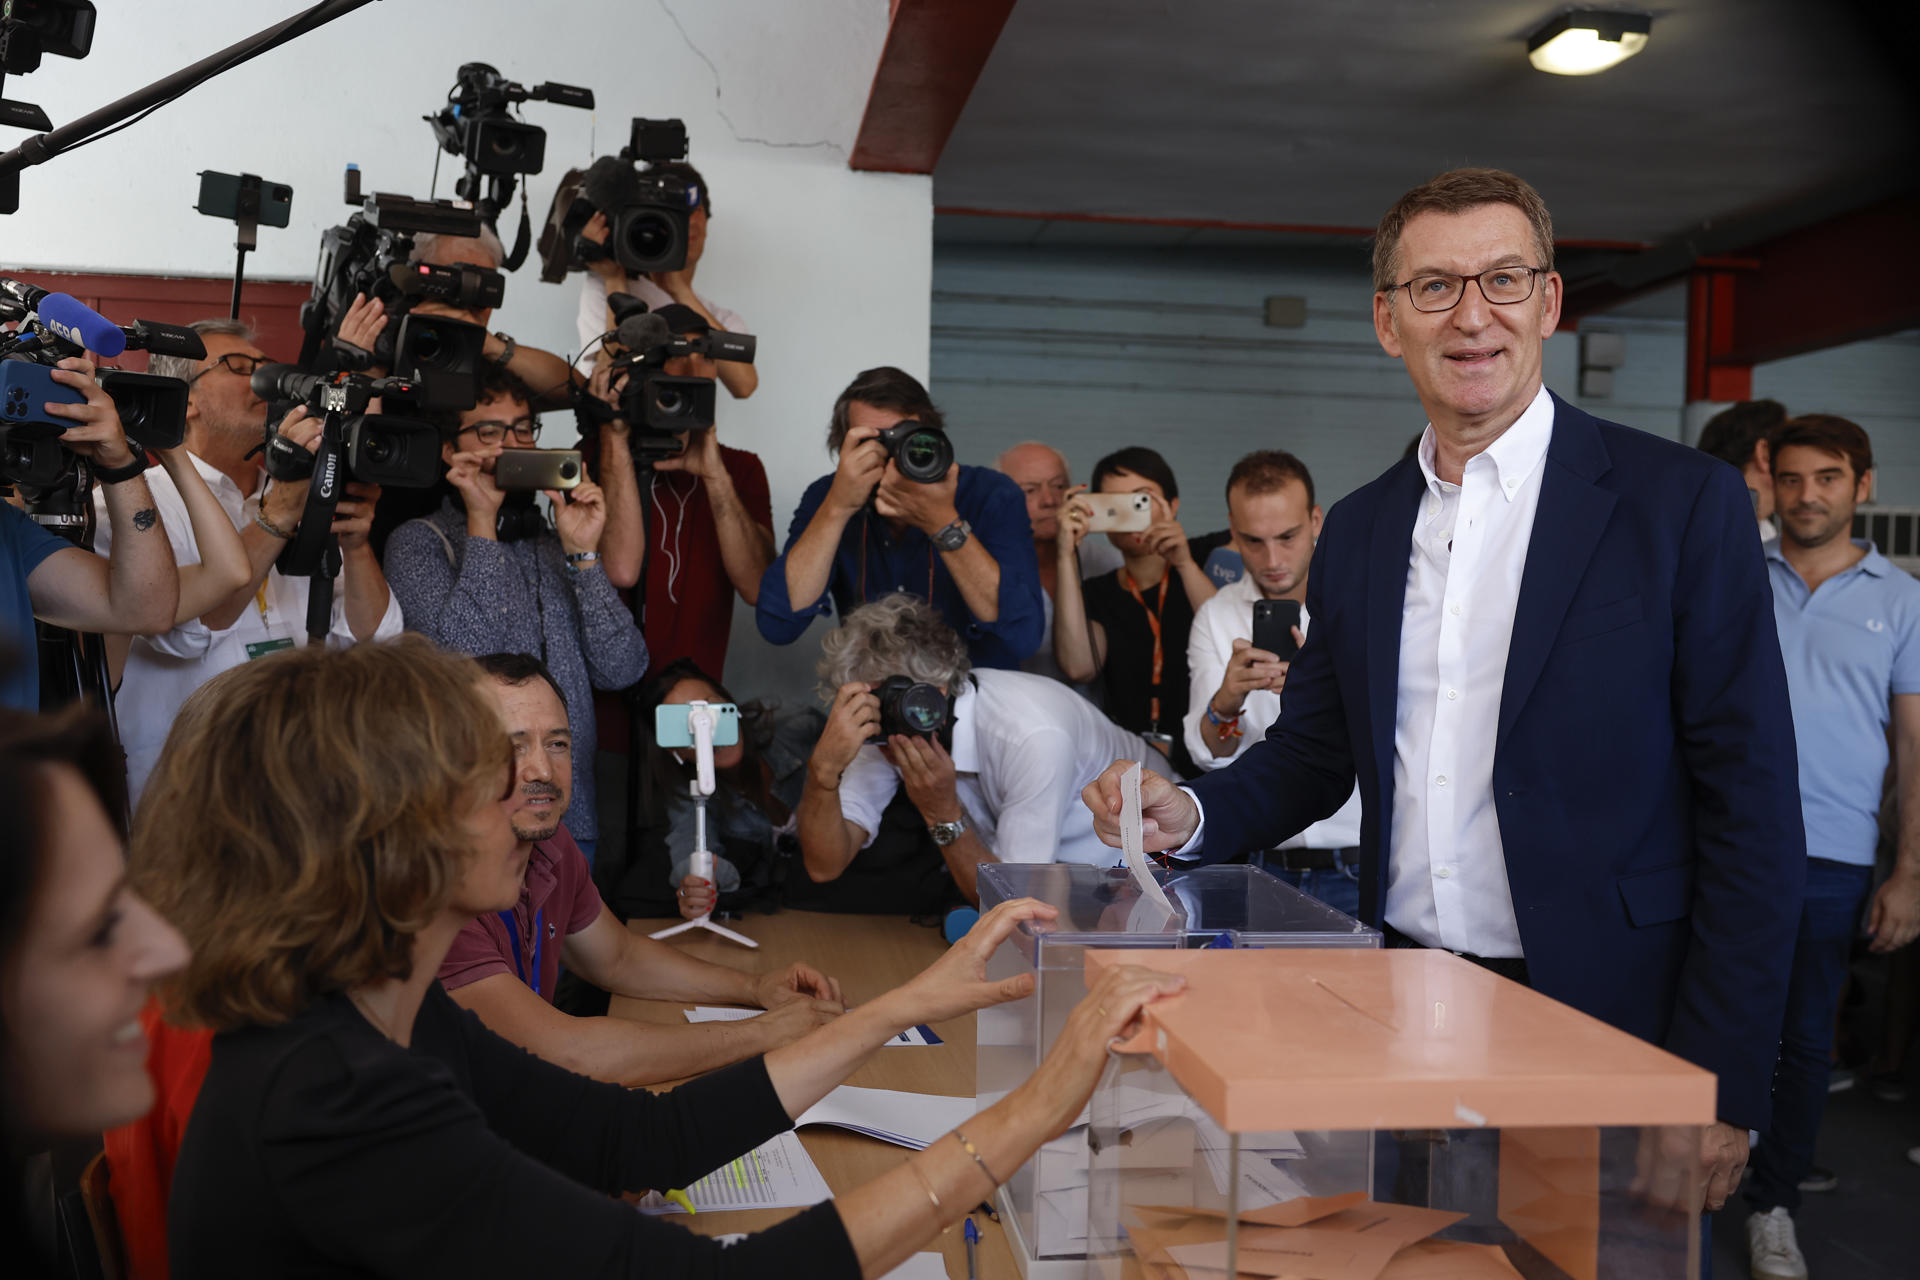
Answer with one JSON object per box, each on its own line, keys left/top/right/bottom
{"left": 1386, "top": 384, "right": 1555, "bottom": 956}
{"left": 94, "top": 453, "right": 404, "bottom": 803}
{"left": 837, "top": 668, "right": 1174, "bottom": 866}
{"left": 1182, "top": 572, "right": 1361, "bottom": 849}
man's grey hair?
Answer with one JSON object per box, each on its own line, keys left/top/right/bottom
{"left": 816, "top": 594, "right": 972, "bottom": 700}
{"left": 410, "top": 225, "right": 506, "bottom": 270}
{"left": 149, "top": 318, "right": 255, "bottom": 384}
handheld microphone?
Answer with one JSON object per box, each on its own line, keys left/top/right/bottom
{"left": 616, "top": 310, "right": 671, "bottom": 353}
{"left": 36, "top": 293, "right": 128, "bottom": 358}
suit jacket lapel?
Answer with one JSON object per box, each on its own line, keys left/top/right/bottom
{"left": 1367, "top": 460, "right": 1425, "bottom": 799}
{"left": 1498, "top": 396, "right": 1616, "bottom": 745}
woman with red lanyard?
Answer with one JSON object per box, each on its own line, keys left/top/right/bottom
{"left": 1051, "top": 446, "right": 1217, "bottom": 777}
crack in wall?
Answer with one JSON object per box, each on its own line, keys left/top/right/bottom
{"left": 656, "top": 0, "right": 849, "bottom": 156}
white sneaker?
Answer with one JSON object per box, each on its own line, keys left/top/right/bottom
{"left": 1746, "top": 1207, "right": 1808, "bottom": 1280}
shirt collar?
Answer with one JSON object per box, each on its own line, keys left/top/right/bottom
{"left": 948, "top": 681, "right": 980, "bottom": 774}
{"left": 1416, "top": 383, "right": 1554, "bottom": 502}
{"left": 1766, "top": 538, "right": 1889, "bottom": 580}
{"left": 184, "top": 448, "right": 255, "bottom": 503}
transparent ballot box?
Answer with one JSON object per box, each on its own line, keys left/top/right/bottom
{"left": 974, "top": 863, "right": 1378, "bottom": 1271}
{"left": 1083, "top": 948, "right": 1716, "bottom": 1280}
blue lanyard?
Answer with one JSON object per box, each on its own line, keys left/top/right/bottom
{"left": 500, "top": 907, "right": 544, "bottom": 1000}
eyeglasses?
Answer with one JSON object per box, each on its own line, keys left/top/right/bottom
{"left": 460, "top": 416, "right": 542, "bottom": 446}
{"left": 189, "top": 352, "right": 271, "bottom": 383}
{"left": 1389, "top": 266, "right": 1544, "bottom": 313}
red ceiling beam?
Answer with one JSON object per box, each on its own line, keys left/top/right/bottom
{"left": 849, "top": 0, "right": 1019, "bottom": 174}
{"left": 1720, "top": 193, "right": 1920, "bottom": 366}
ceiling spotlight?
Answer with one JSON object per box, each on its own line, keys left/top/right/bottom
{"left": 1528, "top": 7, "right": 1652, "bottom": 76}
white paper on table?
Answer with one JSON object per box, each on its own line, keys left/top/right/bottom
{"left": 796, "top": 1085, "right": 978, "bottom": 1150}
{"left": 634, "top": 1129, "right": 831, "bottom": 1213}
{"left": 878, "top": 1253, "right": 949, "bottom": 1279}
{"left": 1119, "top": 761, "right": 1179, "bottom": 923}
{"left": 684, "top": 1006, "right": 763, "bottom": 1023}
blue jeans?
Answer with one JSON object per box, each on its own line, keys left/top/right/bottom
{"left": 1250, "top": 853, "right": 1362, "bottom": 919}
{"left": 1745, "top": 857, "right": 1872, "bottom": 1216}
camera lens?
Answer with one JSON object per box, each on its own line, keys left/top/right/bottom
{"left": 895, "top": 427, "right": 954, "bottom": 484}
{"left": 411, "top": 325, "right": 444, "bottom": 365}
{"left": 363, "top": 435, "right": 393, "bottom": 464}
{"left": 653, "top": 387, "right": 690, "bottom": 418}
{"left": 619, "top": 208, "right": 685, "bottom": 272}
{"left": 898, "top": 685, "right": 948, "bottom": 735}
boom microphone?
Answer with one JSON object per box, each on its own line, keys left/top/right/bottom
{"left": 121, "top": 319, "right": 207, "bottom": 360}
{"left": 36, "top": 293, "right": 128, "bottom": 358}
{"left": 0, "top": 275, "right": 50, "bottom": 312}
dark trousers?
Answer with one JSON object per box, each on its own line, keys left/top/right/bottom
{"left": 1249, "top": 850, "right": 1363, "bottom": 918}
{"left": 1745, "top": 857, "right": 1873, "bottom": 1216}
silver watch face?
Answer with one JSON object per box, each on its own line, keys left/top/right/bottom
{"left": 930, "top": 819, "right": 964, "bottom": 845}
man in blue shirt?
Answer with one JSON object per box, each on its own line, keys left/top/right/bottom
{"left": 755, "top": 367, "right": 1042, "bottom": 669}
{"left": 1747, "top": 413, "right": 1920, "bottom": 1280}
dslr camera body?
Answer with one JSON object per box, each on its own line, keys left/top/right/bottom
{"left": 873, "top": 418, "right": 954, "bottom": 485}
{"left": 865, "top": 675, "right": 954, "bottom": 745}
{"left": 561, "top": 118, "right": 700, "bottom": 276}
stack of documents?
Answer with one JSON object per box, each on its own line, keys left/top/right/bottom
{"left": 795, "top": 1085, "right": 979, "bottom": 1150}
{"left": 635, "top": 1130, "right": 832, "bottom": 1214}
{"left": 684, "top": 1007, "right": 943, "bottom": 1045}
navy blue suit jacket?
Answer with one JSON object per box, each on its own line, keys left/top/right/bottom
{"left": 1186, "top": 395, "right": 1804, "bottom": 1131}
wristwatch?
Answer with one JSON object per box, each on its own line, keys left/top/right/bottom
{"left": 931, "top": 519, "right": 972, "bottom": 552}
{"left": 928, "top": 813, "right": 969, "bottom": 846}
{"left": 490, "top": 332, "right": 517, "bottom": 369}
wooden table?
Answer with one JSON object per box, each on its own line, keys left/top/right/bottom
{"left": 616, "top": 911, "right": 1019, "bottom": 1279}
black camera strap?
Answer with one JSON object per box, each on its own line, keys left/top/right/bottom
{"left": 272, "top": 415, "right": 347, "bottom": 642}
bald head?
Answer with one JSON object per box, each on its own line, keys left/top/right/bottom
{"left": 998, "top": 441, "right": 1071, "bottom": 542}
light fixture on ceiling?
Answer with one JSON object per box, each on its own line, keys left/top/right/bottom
{"left": 1528, "top": 8, "right": 1653, "bottom": 76}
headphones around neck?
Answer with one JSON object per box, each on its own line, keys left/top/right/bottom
{"left": 494, "top": 491, "right": 548, "bottom": 543}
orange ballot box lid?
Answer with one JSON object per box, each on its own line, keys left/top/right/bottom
{"left": 1084, "top": 947, "right": 1716, "bottom": 1133}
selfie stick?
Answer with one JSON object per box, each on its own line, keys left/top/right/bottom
{"left": 650, "top": 702, "right": 757, "bottom": 948}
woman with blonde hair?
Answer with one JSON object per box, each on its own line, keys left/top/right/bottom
{"left": 137, "top": 637, "right": 1183, "bottom": 1278}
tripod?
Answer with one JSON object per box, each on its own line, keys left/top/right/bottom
{"left": 649, "top": 700, "right": 756, "bottom": 949}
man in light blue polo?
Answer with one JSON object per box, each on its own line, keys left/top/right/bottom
{"left": 1745, "top": 413, "right": 1920, "bottom": 1280}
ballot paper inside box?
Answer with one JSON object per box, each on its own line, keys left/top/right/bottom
{"left": 973, "top": 863, "right": 1378, "bottom": 1262}
{"left": 1081, "top": 948, "right": 1718, "bottom": 1280}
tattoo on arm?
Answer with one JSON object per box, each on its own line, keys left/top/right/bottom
{"left": 132, "top": 508, "right": 158, "bottom": 532}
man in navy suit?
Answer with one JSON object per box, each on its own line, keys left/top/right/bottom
{"left": 1084, "top": 168, "right": 1803, "bottom": 1217}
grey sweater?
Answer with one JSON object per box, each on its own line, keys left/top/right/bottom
{"left": 385, "top": 500, "right": 647, "bottom": 842}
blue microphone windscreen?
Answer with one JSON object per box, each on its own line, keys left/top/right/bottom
{"left": 942, "top": 907, "right": 980, "bottom": 945}
{"left": 38, "top": 293, "right": 127, "bottom": 358}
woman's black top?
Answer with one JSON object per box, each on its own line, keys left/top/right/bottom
{"left": 168, "top": 984, "right": 861, "bottom": 1278}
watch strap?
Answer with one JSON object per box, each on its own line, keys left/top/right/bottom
{"left": 929, "top": 813, "right": 969, "bottom": 845}
{"left": 933, "top": 518, "right": 972, "bottom": 552}
{"left": 92, "top": 452, "right": 150, "bottom": 485}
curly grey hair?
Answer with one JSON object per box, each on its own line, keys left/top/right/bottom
{"left": 148, "top": 318, "right": 254, "bottom": 384}
{"left": 410, "top": 226, "right": 506, "bottom": 270}
{"left": 816, "top": 594, "right": 972, "bottom": 701}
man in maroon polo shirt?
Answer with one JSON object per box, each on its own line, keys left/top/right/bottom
{"left": 440, "top": 653, "right": 843, "bottom": 1085}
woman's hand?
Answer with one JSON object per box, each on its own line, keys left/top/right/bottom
{"left": 884, "top": 897, "right": 1058, "bottom": 1027}
{"left": 1056, "top": 486, "right": 1092, "bottom": 560}
{"left": 756, "top": 962, "right": 844, "bottom": 1010}
{"left": 1012, "top": 965, "right": 1188, "bottom": 1139}
{"left": 678, "top": 873, "right": 715, "bottom": 921}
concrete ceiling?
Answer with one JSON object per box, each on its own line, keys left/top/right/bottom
{"left": 931, "top": 0, "right": 1919, "bottom": 249}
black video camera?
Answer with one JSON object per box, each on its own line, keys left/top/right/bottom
{"left": 250, "top": 364, "right": 443, "bottom": 495}
{"left": 561, "top": 119, "right": 699, "bottom": 275}
{"left": 426, "top": 62, "right": 592, "bottom": 269}
{"left": 865, "top": 675, "right": 954, "bottom": 744}
{"left": 0, "top": 278, "right": 203, "bottom": 494}
{"left": 299, "top": 167, "right": 503, "bottom": 397}
{"left": 874, "top": 418, "right": 954, "bottom": 485}
{"left": 582, "top": 295, "right": 756, "bottom": 463}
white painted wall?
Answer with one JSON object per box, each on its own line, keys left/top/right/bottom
{"left": 2, "top": 0, "right": 925, "bottom": 702}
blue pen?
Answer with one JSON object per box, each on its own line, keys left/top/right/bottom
{"left": 963, "top": 1216, "right": 979, "bottom": 1280}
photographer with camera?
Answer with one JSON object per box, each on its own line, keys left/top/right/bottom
{"left": 589, "top": 302, "right": 773, "bottom": 678}
{"left": 756, "top": 367, "right": 1043, "bottom": 670}
{"left": 384, "top": 364, "right": 646, "bottom": 865}
{"left": 571, "top": 160, "right": 757, "bottom": 402}
{"left": 97, "top": 319, "right": 400, "bottom": 800}
{"left": 333, "top": 227, "right": 579, "bottom": 411}
{"left": 2, "top": 356, "right": 179, "bottom": 709}
{"left": 799, "top": 596, "right": 1175, "bottom": 906}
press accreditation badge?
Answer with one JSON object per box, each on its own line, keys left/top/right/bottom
{"left": 245, "top": 638, "right": 295, "bottom": 662}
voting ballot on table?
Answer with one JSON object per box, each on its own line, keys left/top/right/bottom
{"left": 973, "top": 863, "right": 1379, "bottom": 1274}
{"left": 1081, "top": 948, "right": 1717, "bottom": 1280}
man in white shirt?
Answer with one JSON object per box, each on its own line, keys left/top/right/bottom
{"left": 98, "top": 320, "right": 402, "bottom": 801}
{"left": 1183, "top": 449, "right": 1362, "bottom": 913}
{"left": 571, "top": 160, "right": 756, "bottom": 400}
{"left": 798, "top": 594, "right": 1171, "bottom": 904}
{"left": 1082, "top": 168, "right": 1803, "bottom": 1219}
{"left": 1696, "top": 399, "right": 1788, "bottom": 544}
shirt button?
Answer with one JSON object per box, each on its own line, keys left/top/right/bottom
{"left": 1435, "top": 775, "right": 1448, "bottom": 787}
{"left": 1435, "top": 867, "right": 1453, "bottom": 880}
{"left": 1446, "top": 689, "right": 1458, "bottom": 700}
{"left": 1449, "top": 603, "right": 1462, "bottom": 616}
